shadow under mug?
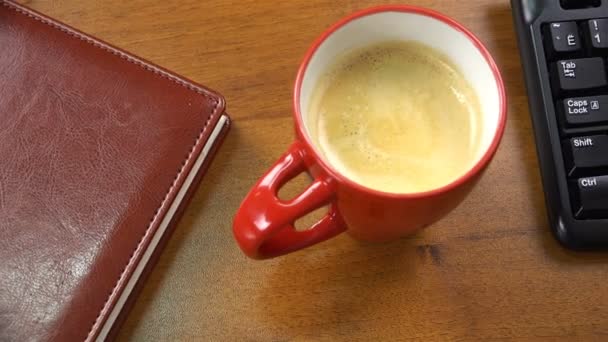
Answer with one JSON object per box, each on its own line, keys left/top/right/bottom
{"left": 233, "top": 5, "right": 507, "bottom": 259}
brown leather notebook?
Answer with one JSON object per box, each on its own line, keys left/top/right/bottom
{"left": 0, "top": 1, "right": 230, "bottom": 341}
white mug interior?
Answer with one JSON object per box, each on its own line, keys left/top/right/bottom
{"left": 298, "top": 9, "right": 502, "bottom": 189}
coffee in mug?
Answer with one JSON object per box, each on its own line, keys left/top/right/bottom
{"left": 307, "top": 41, "right": 484, "bottom": 193}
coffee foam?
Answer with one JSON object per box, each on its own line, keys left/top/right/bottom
{"left": 308, "top": 41, "right": 483, "bottom": 194}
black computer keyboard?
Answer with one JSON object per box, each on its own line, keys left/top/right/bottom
{"left": 512, "top": 0, "right": 608, "bottom": 248}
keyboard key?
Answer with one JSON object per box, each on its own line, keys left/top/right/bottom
{"left": 561, "top": 0, "right": 601, "bottom": 10}
{"left": 548, "top": 22, "right": 581, "bottom": 53}
{"left": 563, "top": 95, "right": 608, "bottom": 125}
{"left": 576, "top": 175, "right": 608, "bottom": 217}
{"left": 587, "top": 19, "right": 608, "bottom": 49}
{"left": 555, "top": 58, "right": 607, "bottom": 91}
{"left": 566, "top": 135, "right": 608, "bottom": 176}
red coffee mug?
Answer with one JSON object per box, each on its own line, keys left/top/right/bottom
{"left": 234, "top": 5, "right": 507, "bottom": 259}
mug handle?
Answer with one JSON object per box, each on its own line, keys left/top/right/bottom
{"left": 233, "top": 141, "right": 347, "bottom": 259}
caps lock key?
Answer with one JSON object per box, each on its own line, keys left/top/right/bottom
{"left": 554, "top": 57, "right": 607, "bottom": 92}
{"left": 563, "top": 96, "right": 608, "bottom": 125}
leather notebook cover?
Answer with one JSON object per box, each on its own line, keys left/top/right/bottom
{"left": 0, "top": 1, "right": 230, "bottom": 341}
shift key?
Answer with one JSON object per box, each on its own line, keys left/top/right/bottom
{"left": 566, "top": 135, "right": 608, "bottom": 176}
{"left": 555, "top": 58, "right": 607, "bottom": 91}
{"left": 576, "top": 176, "right": 608, "bottom": 217}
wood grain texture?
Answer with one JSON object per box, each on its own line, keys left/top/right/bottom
{"left": 19, "top": 0, "right": 608, "bottom": 341}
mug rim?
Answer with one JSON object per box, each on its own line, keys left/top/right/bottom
{"left": 293, "top": 4, "right": 507, "bottom": 199}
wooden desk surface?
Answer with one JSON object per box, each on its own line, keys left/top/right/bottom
{"left": 22, "top": 0, "right": 608, "bottom": 340}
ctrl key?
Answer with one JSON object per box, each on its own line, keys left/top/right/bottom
{"left": 576, "top": 176, "right": 608, "bottom": 218}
